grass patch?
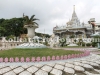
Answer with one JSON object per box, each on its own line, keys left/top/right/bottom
{"left": 61, "top": 46, "right": 88, "bottom": 48}
{"left": 0, "top": 48, "right": 82, "bottom": 58}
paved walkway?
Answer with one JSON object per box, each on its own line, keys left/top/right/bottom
{"left": 0, "top": 47, "right": 100, "bottom": 75}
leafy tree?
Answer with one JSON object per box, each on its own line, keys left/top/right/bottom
{"left": 0, "top": 26, "right": 5, "bottom": 36}
{"left": 70, "top": 35, "right": 75, "bottom": 38}
{"left": 35, "top": 32, "right": 50, "bottom": 38}
{"left": 0, "top": 18, "right": 26, "bottom": 37}
{"left": 0, "top": 16, "right": 50, "bottom": 37}
{"left": 0, "top": 18, "right": 5, "bottom": 24}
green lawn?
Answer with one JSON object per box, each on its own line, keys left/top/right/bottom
{"left": 0, "top": 48, "right": 82, "bottom": 58}
{"left": 61, "top": 46, "right": 90, "bottom": 48}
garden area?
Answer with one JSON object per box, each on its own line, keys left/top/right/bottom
{"left": 0, "top": 48, "right": 82, "bottom": 58}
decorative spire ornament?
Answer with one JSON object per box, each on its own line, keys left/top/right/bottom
{"left": 73, "top": 5, "right": 75, "bottom": 12}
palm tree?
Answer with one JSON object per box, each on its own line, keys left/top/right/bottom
{"left": 22, "top": 14, "right": 39, "bottom": 39}
{"left": 23, "top": 15, "right": 39, "bottom": 27}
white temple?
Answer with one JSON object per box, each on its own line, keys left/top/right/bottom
{"left": 53, "top": 5, "right": 100, "bottom": 38}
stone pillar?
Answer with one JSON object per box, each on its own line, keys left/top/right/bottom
{"left": 14, "top": 37, "right": 16, "bottom": 42}
{"left": 56, "top": 36, "right": 59, "bottom": 43}
{"left": 83, "top": 31, "right": 86, "bottom": 38}
{"left": 50, "top": 38, "right": 53, "bottom": 47}
{"left": 43, "top": 38, "right": 45, "bottom": 43}
{"left": 2, "top": 37, "right": 6, "bottom": 49}
{"left": 38, "top": 39, "right": 39, "bottom": 44}
{"left": 98, "top": 42, "right": 100, "bottom": 49}
{"left": 28, "top": 38, "right": 32, "bottom": 43}
{"left": 19, "top": 38, "right": 22, "bottom": 42}
{"left": 17, "top": 37, "right": 20, "bottom": 42}
{"left": 24, "top": 38, "right": 27, "bottom": 42}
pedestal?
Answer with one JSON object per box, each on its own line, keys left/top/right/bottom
{"left": 24, "top": 25, "right": 38, "bottom": 38}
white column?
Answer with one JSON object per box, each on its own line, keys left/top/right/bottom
{"left": 43, "top": 38, "right": 45, "bottom": 43}
{"left": 38, "top": 39, "right": 39, "bottom": 44}
{"left": 57, "top": 36, "right": 59, "bottom": 43}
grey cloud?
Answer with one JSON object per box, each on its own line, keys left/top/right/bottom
{"left": 0, "top": 0, "right": 100, "bottom": 35}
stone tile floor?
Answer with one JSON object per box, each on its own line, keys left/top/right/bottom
{"left": 0, "top": 48, "right": 100, "bottom": 75}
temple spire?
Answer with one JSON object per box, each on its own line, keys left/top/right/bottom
{"left": 73, "top": 5, "right": 75, "bottom": 12}
{"left": 72, "top": 5, "right": 77, "bottom": 18}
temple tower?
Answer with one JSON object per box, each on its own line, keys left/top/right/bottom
{"left": 70, "top": 5, "right": 80, "bottom": 26}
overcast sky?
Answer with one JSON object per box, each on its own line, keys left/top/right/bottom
{"left": 0, "top": 0, "right": 100, "bottom": 35}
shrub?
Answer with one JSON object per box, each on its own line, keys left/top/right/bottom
{"left": 86, "top": 43, "right": 91, "bottom": 46}
{"left": 74, "top": 39, "right": 77, "bottom": 43}
{"left": 6, "top": 35, "right": 15, "bottom": 40}
{"left": 59, "top": 38, "right": 66, "bottom": 47}
{"left": 77, "top": 42, "right": 80, "bottom": 46}
{"left": 43, "top": 39, "right": 49, "bottom": 46}
{"left": 77, "top": 42, "right": 85, "bottom": 46}
{"left": 70, "top": 35, "right": 75, "bottom": 38}
{"left": 91, "top": 42, "right": 97, "bottom": 47}
{"left": 82, "top": 42, "right": 85, "bottom": 46}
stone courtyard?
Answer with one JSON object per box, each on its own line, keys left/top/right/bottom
{"left": 0, "top": 48, "right": 100, "bottom": 75}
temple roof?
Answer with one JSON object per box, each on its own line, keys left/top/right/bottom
{"left": 53, "top": 6, "right": 94, "bottom": 31}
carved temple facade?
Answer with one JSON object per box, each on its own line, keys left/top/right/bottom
{"left": 53, "top": 5, "right": 100, "bottom": 38}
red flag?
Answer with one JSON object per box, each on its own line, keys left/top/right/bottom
{"left": 53, "top": 25, "right": 59, "bottom": 30}
{"left": 91, "top": 22, "right": 96, "bottom": 26}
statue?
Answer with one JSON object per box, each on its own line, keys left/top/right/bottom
{"left": 49, "top": 34, "right": 59, "bottom": 47}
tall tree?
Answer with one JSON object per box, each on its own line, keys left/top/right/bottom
{"left": 23, "top": 15, "right": 39, "bottom": 26}
{"left": 0, "top": 16, "right": 50, "bottom": 37}
{"left": 0, "top": 18, "right": 26, "bottom": 37}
